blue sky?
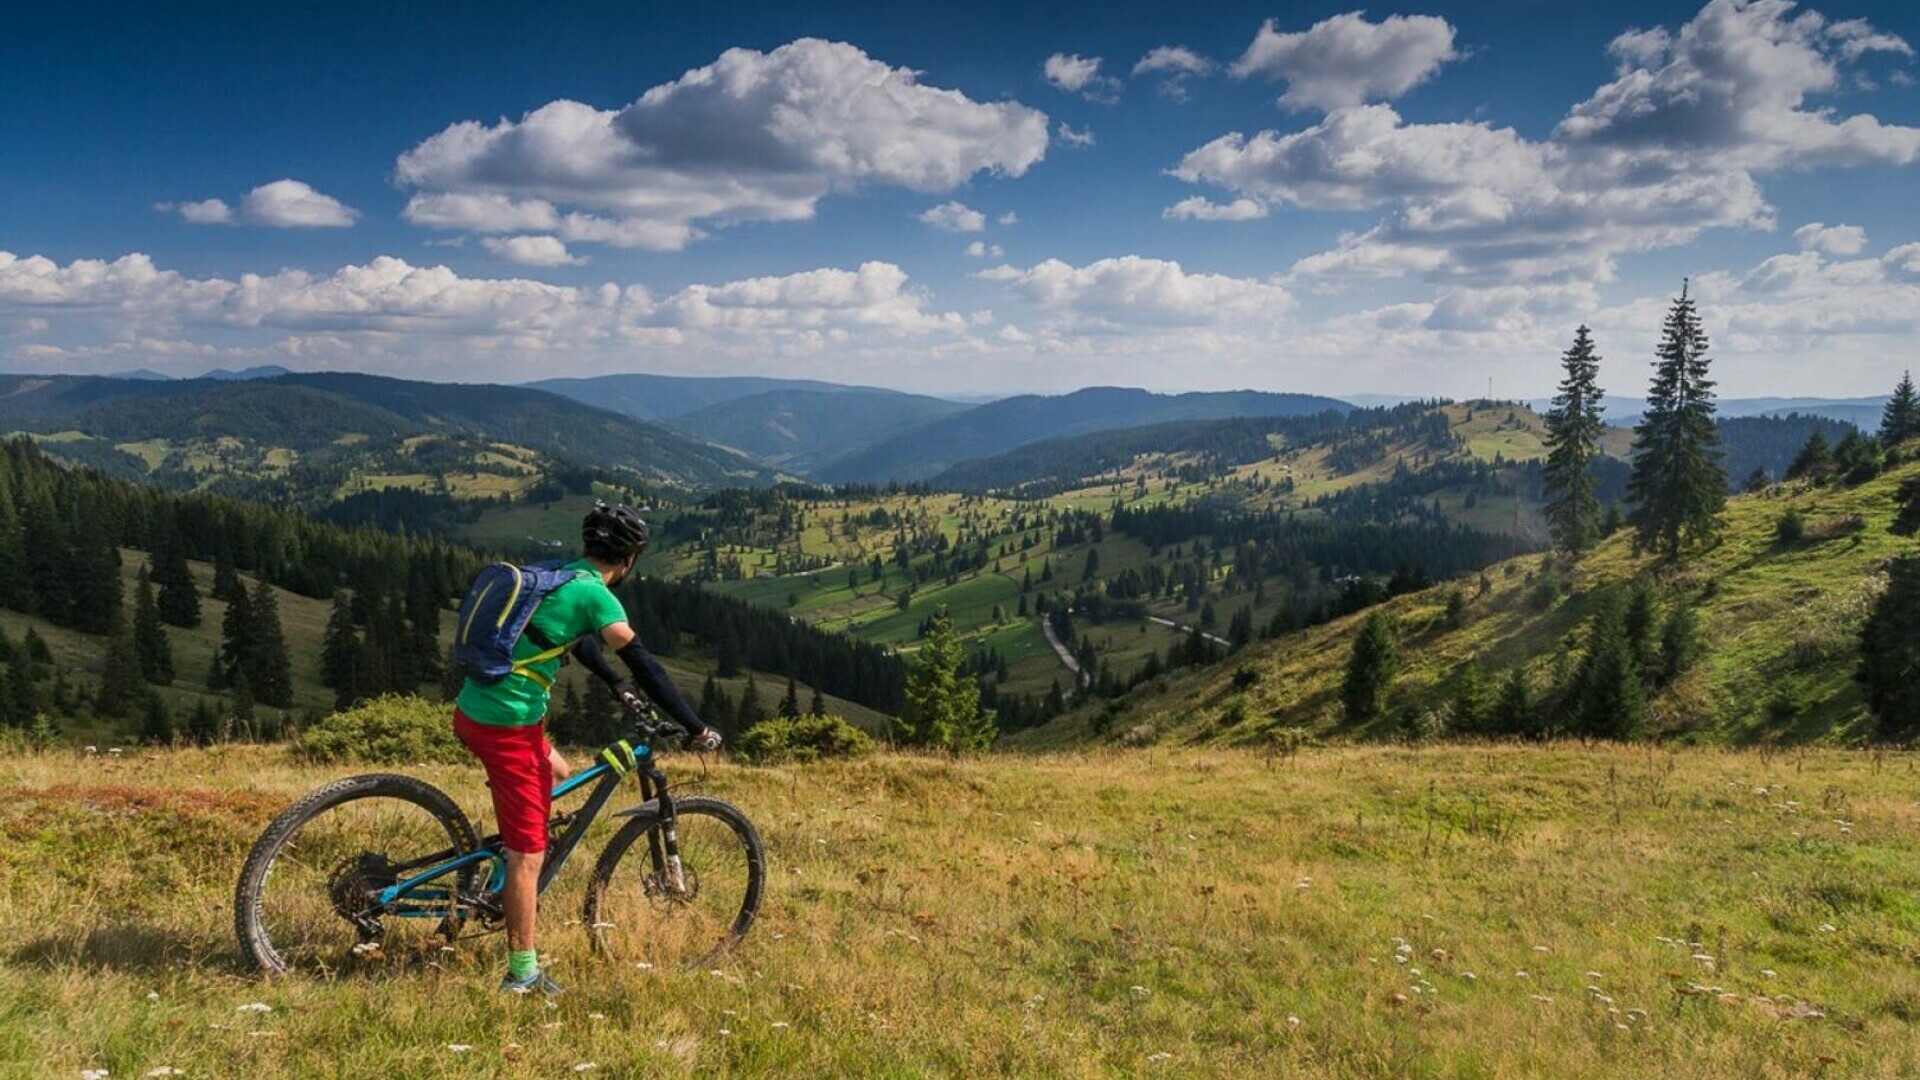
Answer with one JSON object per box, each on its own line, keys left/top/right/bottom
{"left": 3, "top": 0, "right": 1917, "bottom": 398}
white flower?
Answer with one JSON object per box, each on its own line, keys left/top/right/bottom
{"left": 573, "top": 1065, "right": 598, "bottom": 1074}
{"left": 1129, "top": 985, "right": 1151, "bottom": 997}
{"left": 1286, "top": 1015, "right": 1301, "bottom": 1027}
{"left": 1146, "top": 1052, "right": 1173, "bottom": 1063}
{"left": 81, "top": 1071, "right": 110, "bottom": 1080}
{"left": 143, "top": 1070, "right": 184, "bottom": 1078}
{"left": 235, "top": 1003, "right": 272, "bottom": 1014}
{"left": 1819, "top": 923, "right": 1838, "bottom": 933}
{"left": 447, "top": 1045, "right": 471, "bottom": 1053}
{"left": 771, "top": 1021, "right": 791, "bottom": 1029}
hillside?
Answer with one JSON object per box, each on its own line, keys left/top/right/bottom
{"left": 1017, "top": 457, "right": 1920, "bottom": 749}
{"left": 666, "top": 388, "right": 968, "bottom": 473}
{"left": 528, "top": 373, "right": 915, "bottom": 422}
{"left": 0, "top": 373, "right": 773, "bottom": 493}
{"left": 9, "top": 744, "right": 1918, "bottom": 1077}
{"left": 815, "top": 387, "right": 1353, "bottom": 484}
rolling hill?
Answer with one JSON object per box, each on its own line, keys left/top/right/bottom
{"left": 816, "top": 387, "right": 1353, "bottom": 484}
{"left": 1016, "top": 455, "right": 1920, "bottom": 750}
{"left": 526, "top": 372, "right": 931, "bottom": 422}
{"left": 666, "top": 387, "right": 969, "bottom": 473}
{"left": 0, "top": 372, "right": 774, "bottom": 492}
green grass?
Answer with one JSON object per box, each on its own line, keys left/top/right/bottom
{"left": 1023, "top": 459, "right": 1920, "bottom": 750}
{"left": 6, "top": 742, "right": 1920, "bottom": 1077}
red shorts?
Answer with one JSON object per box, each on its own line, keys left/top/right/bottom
{"left": 454, "top": 710, "right": 553, "bottom": 854}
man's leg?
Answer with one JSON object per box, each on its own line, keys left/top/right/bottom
{"left": 455, "top": 712, "right": 560, "bottom": 992}
{"left": 503, "top": 847, "right": 544, "bottom": 981}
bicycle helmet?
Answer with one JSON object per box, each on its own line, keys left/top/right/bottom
{"left": 582, "top": 501, "right": 650, "bottom": 560}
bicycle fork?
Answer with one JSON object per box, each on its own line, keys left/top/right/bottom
{"left": 638, "top": 766, "right": 689, "bottom": 896}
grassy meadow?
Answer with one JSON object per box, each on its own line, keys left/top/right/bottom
{"left": 5, "top": 742, "right": 1918, "bottom": 1078}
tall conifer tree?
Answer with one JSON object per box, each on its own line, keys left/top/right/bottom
{"left": 1543, "top": 325, "right": 1607, "bottom": 552}
{"left": 1627, "top": 283, "right": 1725, "bottom": 558}
{"left": 132, "top": 564, "right": 174, "bottom": 685}
{"left": 1881, "top": 370, "right": 1918, "bottom": 446}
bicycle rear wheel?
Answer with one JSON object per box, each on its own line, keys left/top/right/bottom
{"left": 583, "top": 796, "right": 765, "bottom": 969}
{"left": 234, "top": 774, "right": 480, "bottom": 976}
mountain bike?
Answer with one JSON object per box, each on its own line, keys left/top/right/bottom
{"left": 234, "top": 708, "right": 764, "bottom": 976}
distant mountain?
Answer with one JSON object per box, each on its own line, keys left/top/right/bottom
{"left": 0, "top": 372, "right": 773, "bottom": 490}
{"left": 529, "top": 373, "right": 901, "bottom": 422}
{"left": 201, "top": 364, "right": 294, "bottom": 381}
{"left": 107, "top": 368, "right": 174, "bottom": 381}
{"left": 666, "top": 388, "right": 969, "bottom": 473}
{"left": 816, "top": 387, "right": 1352, "bottom": 484}
{"left": 1530, "top": 395, "right": 1891, "bottom": 429}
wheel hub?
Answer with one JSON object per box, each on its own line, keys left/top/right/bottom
{"left": 329, "top": 852, "right": 398, "bottom": 938}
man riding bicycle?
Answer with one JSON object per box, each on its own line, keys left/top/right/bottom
{"left": 453, "top": 501, "right": 722, "bottom": 994}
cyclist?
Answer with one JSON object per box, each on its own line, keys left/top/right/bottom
{"left": 453, "top": 501, "right": 722, "bottom": 995}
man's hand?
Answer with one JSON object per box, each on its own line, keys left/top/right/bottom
{"left": 686, "top": 727, "right": 723, "bottom": 753}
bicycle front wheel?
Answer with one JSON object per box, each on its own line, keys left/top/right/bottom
{"left": 583, "top": 796, "right": 765, "bottom": 969}
{"left": 234, "top": 773, "right": 480, "bottom": 976}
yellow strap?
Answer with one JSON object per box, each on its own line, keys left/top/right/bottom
{"left": 506, "top": 642, "right": 569, "bottom": 689}
{"left": 599, "top": 740, "right": 637, "bottom": 775}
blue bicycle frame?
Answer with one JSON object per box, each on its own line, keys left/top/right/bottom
{"left": 371, "top": 737, "right": 660, "bottom": 921}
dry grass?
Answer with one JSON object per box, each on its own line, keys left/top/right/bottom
{"left": 3, "top": 743, "right": 1917, "bottom": 1077}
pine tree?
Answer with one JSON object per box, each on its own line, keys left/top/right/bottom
{"left": 229, "top": 668, "right": 256, "bottom": 735}
{"left": 98, "top": 617, "right": 144, "bottom": 719}
{"left": 1626, "top": 283, "right": 1726, "bottom": 559}
{"left": 320, "top": 590, "right": 358, "bottom": 691}
{"left": 1492, "top": 667, "right": 1533, "bottom": 737}
{"left": 1342, "top": 611, "right": 1397, "bottom": 726}
{"left": 0, "top": 467, "right": 30, "bottom": 612}
{"left": 1881, "top": 370, "right": 1918, "bottom": 447}
{"left": 1570, "top": 593, "right": 1647, "bottom": 740}
{"left": 138, "top": 693, "right": 176, "bottom": 746}
{"left": 1450, "top": 661, "right": 1488, "bottom": 734}
{"left": 152, "top": 524, "right": 201, "bottom": 628}
{"left": 248, "top": 578, "right": 293, "bottom": 708}
{"left": 899, "top": 608, "right": 980, "bottom": 750}
{"left": 187, "top": 700, "right": 221, "bottom": 746}
{"left": 210, "top": 583, "right": 253, "bottom": 690}
{"left": 1543, "top": 325, "right": 1607, "bottom": 552}
{"left": 66, "top": 501, "right": 123, "bottom": 635}
{"left": 779, "top": 677, "right": 801, "bottom": 719}
{"left": 808, "top": 684, "right": 827, "bottom": 717}
{"left": 0, "top": 665, "right": 16, "bottom": 728}
{"left": 132, "top": 565, "right": 174, "bottom": 685}
{"left": 211, "top": 547, "right": 241, "bottom": 602}
{"left": 1786, "top": 430, "right": 1833, "bottom": 484}
{"left": 738, "top": 675, "right": 765, "bottom": 728}
{"left": 1856, "top": 555, "right": 1920, "bottom": 741}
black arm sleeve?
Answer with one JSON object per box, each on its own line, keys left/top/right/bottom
{"left": 614, "top": 637, "right": 706, "bottom": 734}
{"left": 569, "top": 634, "right": 627, "bottom": 691}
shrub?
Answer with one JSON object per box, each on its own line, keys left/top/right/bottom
{"left": 1774, "top": 506, "right": 1805, "bottom": 547}
{"left": 1231, "top": 664, "right": 1261, "bottom": 690}
{"left": 1219, "top": 696, "right": 1249, "bottom": 729}
{"left": 296, "top": 694, "right": 465, "bottom": 765}
{"left": 734, "top": 713, "right": 875, "bottom": 765}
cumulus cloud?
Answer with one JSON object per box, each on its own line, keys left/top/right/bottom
{"left": 0, "top": 250, "right": 966, "bottom": 377}
{"left": 482, "top": 235, "right": 586, "bottom": 267}
{"left": 965, "top": 241, "right": 1004, "bottom": 258}
{"left": 1178, "top": 1, "right": 1918, "bottom": 284}
{"left": 1163, "top": 196, "right": 1268, "bottom": 221}
{"left": 1230, "top": 12, "right": 1459, "bottom": 111}
{"left": 397, "top": 39, "right": 1049, "bottom": 252}
{"left": 918, "top": 201, "right": 986, "bottom": 232}
{"left": 978, "top": 255, "right": 1292, "bottom": 328}
{"left": 997, "top": 211, "right": 1020, "bottom": 226}
{"left": 1133, "top": 45, "right": 1215, "bottom": 101}
{"left": 1793, "top": 222, "right": 1868, "bottom": 255}
{"left": 1056, "top": 122, "right": 1095, "bottom": 148}
{"left": 1042, "top": 53, "right": 1120, "bottom": 102}
{"left": 159, "top": 180, "right": 357, "bottom": 228}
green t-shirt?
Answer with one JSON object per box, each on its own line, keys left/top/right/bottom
{"left": 455, "top": 560, "right": 628, "bottom": 727}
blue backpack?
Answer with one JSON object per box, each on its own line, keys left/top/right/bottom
{"left": 452, "top": 561, "right": 585, "bottom": 685}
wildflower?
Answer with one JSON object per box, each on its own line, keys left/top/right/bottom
{"left": 1146, "top": 1052, "right": 1173, "bottom": 1063}
{"left": 1129, "top": 985, "right": 1151, "bottom": 998}
{"left": 771, "top": 1022, "right": 791, "bottom": 1029}
{"left": 81, "top": 1071, "right": 109, "bottom": 1080}
{"left": 573, "top": 1064, "right": 598, "bottom": 1073}
{"left": 1461, "top": 972, "right": 1477, "bottom": 981}
{"left": 718, "top": 1029, "right": 732, "bottom": 1037}
{"left": 1818, "top": 924, "right": 1837, "bottom": 933}
{"left": 235, "top": 1003, "right": 271, "bottom": 1014}
{"left": 447, "top": 1045, "right": 472, "bottom": 1053}
{"left": 144, "top": 1071, "right": 185, "bottom": 1078}
{"left": 1760, "top": 969, "right": 1777, "bottom": 978}
{"left": 588, "top": 1013, "right": 606, "bottom": 1022}
{"left": 145, "top": 991, "right": 159, "bottom": 1001}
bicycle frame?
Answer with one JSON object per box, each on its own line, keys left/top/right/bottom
{"left": 371, "top": 735, "right": 681, "bottom": 921}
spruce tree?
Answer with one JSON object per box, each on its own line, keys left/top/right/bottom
{"left": 808, "top": 684, "right": 827, "bottom": 717}
{"left": 320, "top": 590, "right": 358, "bottom": 691}
{"left": 247, "top": 577, "right": 293, "bottom": 708}
{"left": 151, "top": 524, "right": 201, "bottom": 628}
{"left": 1570, "top": 593, "right": 1647, "bottom": 740}
{"left": 738, "top": 675, "right": 765, "bottom": 728}
{"left": 98, "top": 617, "right": 144, "bottom": 718}
{"left": 132, "top": 565, "right": 174, "bottom": 686}
{"left": 1857, "top": 555, "right": 1920, "bottom": 741}
{"left": 1543, "top": 325, "right": 1607, "bottom": 552}
{"left": 1342, "top": 611, "right": 1397, "bottom": 726}
{"left": 779, "top": 677, "right": 800, "bottom": 720}
{"left": 898, "top": 608, "right": 979, "bottom": 751}
{"left": 0, "top": 665, "right": 16, "bottom": 728}
{"left": 66, "top": 502, "right": 123, "bottom": 635}
{"left": 1881, "top": 370, "right": 1918, "bottom": 447}
{"left": 1786, "top": 430, "right": 1833, "bottom": 483}
{"left": 138, "top": 693, "right": 176, "bottom": 746}
{"left": 210, "top": 583, "right": 253, "bottom": 691}
{"left": 1626, "top": 283, "right": 1726, "bottom": 559}
{"left": 1492, "top": 667, "right": 1533, "bottom": 738}
{"left": 1450, "top": 661, "right": 1488, "bottom": 734}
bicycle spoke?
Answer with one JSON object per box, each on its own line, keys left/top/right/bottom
{"left": 587, "top": 802, "right": 761, "bottom": 969}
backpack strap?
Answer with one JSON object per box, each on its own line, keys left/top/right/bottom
{"left": 505, "top": 568, "right": 597, "bottom": 689}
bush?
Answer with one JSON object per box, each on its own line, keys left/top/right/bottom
{"left": 1231, "top": 664, "right": 1261, "bottom": 690}
{"left": 296, "top": 694, "right": 465, "bottom": 765}
{"left": 734, "top": 713, "right": 875, "bottom": 765}
{"left": 1774, "top": 507, "right": 1805, "bottom": 547}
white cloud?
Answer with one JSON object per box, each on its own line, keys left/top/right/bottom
{"left": 482, "top": 235, "right": 586, "bottom": 267}
{"left": 239, "top": 180, "right": 359, "bottom": 228}
{"left": 918, "top": 201, "right": 986, "bottom": 232}
{"left": 997, "top": 211, "right": 1020, "bottom": 226}
{"left": 1042, "top": 53, "right": 1120, "bottom": 102}
{"left": 1163, "top": 196, "right": 1268, "bottom": 222}
{"left": 965, "top": 241, "right": 1004, "bottom": 258}
{"left": 397, "top": 39, "right": 1049, "bottom": 252}
{"left": 1133, "top": 45, "right": 1215, "bottom": 101}
{"left": 1230, "top": 12, "right": 1460, "bottom": 111}
{"left": 166, "top": 198, "right": 235, "bottom": 225}
{"left": 1179, "top": 1, "right": 1917, "bottom": 284}
{"left": 1057, "top": 122, "right": 1095, "bottom": 148}
{"left": 158, "top": 181, "right": 357, "bottom": 228}
{"left": 978, "top": 255, "right": 1293, "bottom": 327}
{"left": 0, "top": 250, "right": 967, "bottom": 377}
{"left": 1793, "top": 222, "right": 1868, "bottom": 255}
